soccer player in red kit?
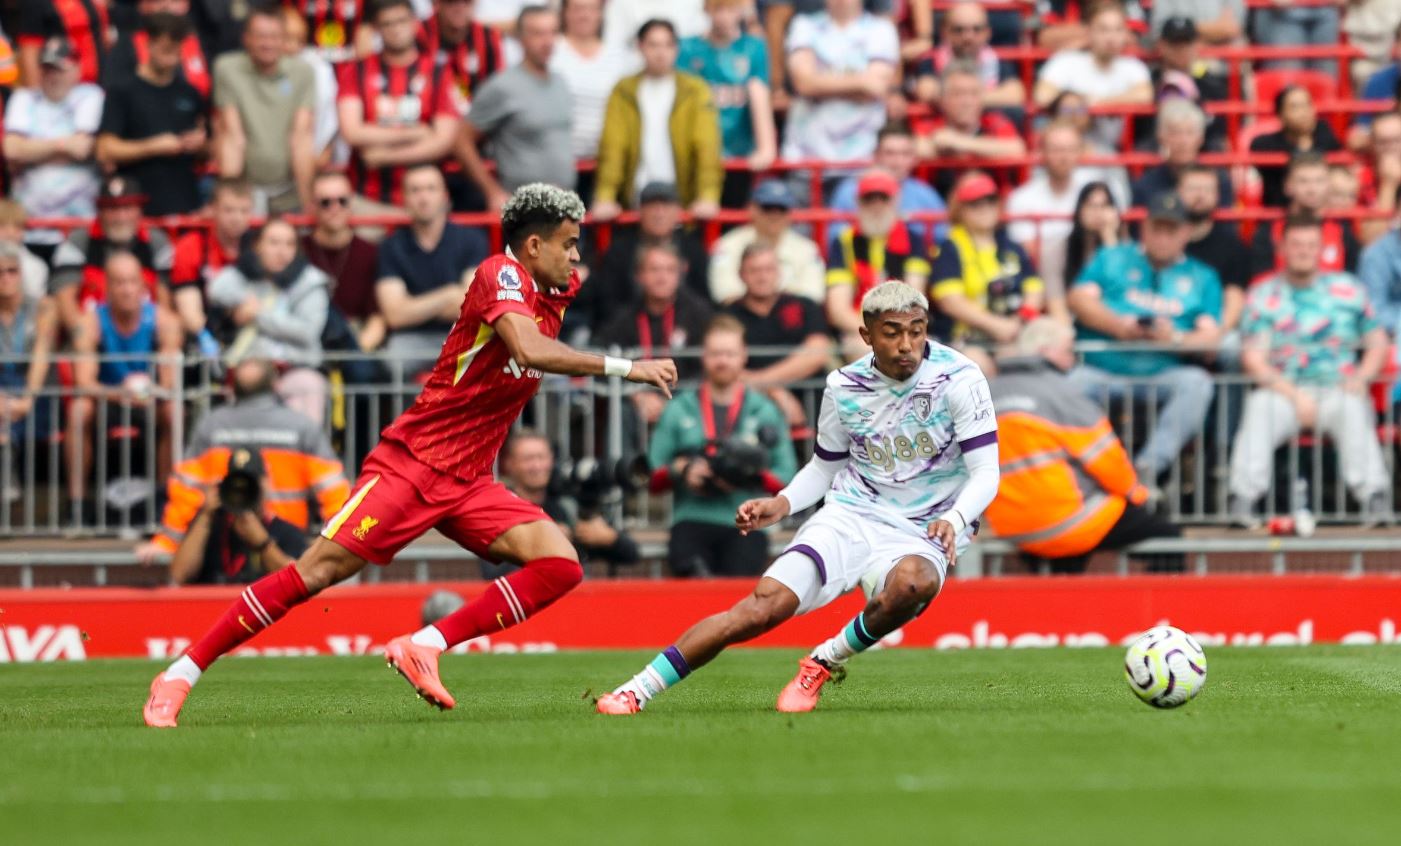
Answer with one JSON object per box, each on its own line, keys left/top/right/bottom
{"left": 143, "top": 183, "right": 678, "bottom": 727}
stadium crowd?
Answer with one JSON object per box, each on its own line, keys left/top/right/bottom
{"left": 3, "top": 0, "right": 1401, "bottom": 578}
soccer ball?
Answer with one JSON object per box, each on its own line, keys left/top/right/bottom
{"left": 1123, "top": 626, "right": 1208, "bottom": 708}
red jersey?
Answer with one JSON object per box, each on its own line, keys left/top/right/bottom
{"left": 18, "top": 0, "right": 110, "bottom": 85}
{"left": 170, "top": 230, "right": 235, "bottom": 297}
{"left": 337, "top": 52, "right": 459, "bottom": 206}
{"left": 380, "top": 254, "right": 581, "bottom": 481}
{"left": 418, "top": 14, "right": 507, "bottom": 117}
{"left": 285, "top": 0, "right": 364, "bottom": 65}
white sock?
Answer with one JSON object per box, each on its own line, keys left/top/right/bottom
{"left": 162, "top": 655, "right": 203, "bottom": 686}
{"left": 811, "top": 636, "right": 858, "bottom": 667}
{"left": 410, "top": 626, "right": 449, "bottom": 650}
{"left": 613, "top": 668, "right": 668, "bottom": 706}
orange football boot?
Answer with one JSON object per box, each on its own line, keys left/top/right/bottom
{"left": 143, "top": 673, "right": 192, "bottom": 728}
{"left": 775, "top": 657, "right": 834, "bottom": 713}
{"left": 595, "top": 690, "right": 642, "bottom": 715}
{"left": 384, "top": 635, "right": 456, "bottom": 710}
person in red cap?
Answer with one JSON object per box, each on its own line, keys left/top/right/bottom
{"left": 929, "top": 171, "right": 1044, "bottom": 376}
{"left": 825, "top": 168, "right": 930, "bottom": 358}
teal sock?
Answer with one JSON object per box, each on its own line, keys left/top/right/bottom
{"left": 615, "top": 645, "right": 692, "bottom": 704}
{"left": 812, "top": 612, "right": 880, "bottom": 666}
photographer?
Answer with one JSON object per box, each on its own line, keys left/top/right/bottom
{"left": 648, "top": 316, "right": 797, "bottom": 577}
{"left": 169, "top": 448, "right": 309, "bottom": 585}
{"left": 500, "top": 430, "right": 641, "bottom": 572}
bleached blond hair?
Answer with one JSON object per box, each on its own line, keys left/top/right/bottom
{"left": 501, "top": 183, "right": 587, "bottom": 248}
{"left": 860, "top": 281, "right": 928, "bottom": 322}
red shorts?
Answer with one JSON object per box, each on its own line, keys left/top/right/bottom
{"left": 321, "top": 438, "right": 548, "bottom": 565}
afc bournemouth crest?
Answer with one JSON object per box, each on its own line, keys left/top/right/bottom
{"left": 913, "top": 392, "right": 933, "bottom": 422}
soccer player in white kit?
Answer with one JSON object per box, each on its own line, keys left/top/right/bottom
{"left": 596, "top": 282, "right": 1001, "bottom": 714}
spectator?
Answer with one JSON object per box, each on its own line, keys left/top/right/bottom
{"left": 1130, "top": 99, "right": 1233, "bottom": 209}
{"left": 1067, "top": 192, "right": 1222, "bottom": 483}
{"left": 3, "top": 37, "right": 103, "bottom": 263}
{"left": 929, "top": 171, "right": 1045, "bottom": 374}
{"left": 421, "top": 0, "right": 508, "bottom": 100}
{"left": 1148, "top": 16, "right": 1229, "bottom": 150}
{"left": 375, "top": 165, "right": 487, "bottom": 377}
{"left": 1357, "top": 112, "right": 1401, "bottom": 244}
{"left": 1178, "top": 164, "right": 1248, "bottom": 330}
{"left": 1360, "top": 207, "right": 1401, "bottom": 341}
{"left": 50, "top": 176, "right": 174, "bottom": 334}
{"left": 677, "top": 0, "right": 778, "bottom": 198}
{"left": 213, "top": 4, "right": 317, "bottom": 214}
{"left": 825, "top": 170, "right": 930, "bottom": 356}
{"left": 709, "top": 180, "right": 826, "bottom": 305}
{"left": 169, "top": 178, "right": 254, "bottom": 339}
{"left": 281, "top": 6, "right": 342, "bottom": 168}
{"left": 830, "top": 121, "right": 948, "bottom": 250}
{"left": 136, "top": 357, "right": 350, "bottom": 563}
{"left": 1329, "top": 162, "right": 1363, "bottom": 213}
{"left": 337, "top": 0, "right": 460, "bottom": 212}
{"left": 104, "top": 0, "right": 211, "bottom": 97}
{"left": 303, "top": 171, "right": 384, "bottom": 354}
{"left": 207, "top": 219, "right": 331, "bottom": 422}
{"left": 1357, "top": 19, "right": 1401, "bottom": 133}
{"left": 913, "top": 2, "right": 1025, "bottom": 111}
{"left": 16, "top": 0, "right": 111, "bottom": 86}
{"left": 592, "top": 19, "right": 722, "bottom": 220}
{"left": 0, "top": 244, "right": 57, "bottom": 449}
{"left": 1033, "top": 2, "right": 1152, "bottom": 153}
{"left": 460, "top": 5, "right": 575, "bottom": 210}
{"left": 1006, "top": 121, "right": 1123, "bottom": 271}
{"left": 985, "top": 318, "right": 1183, "bottom": 574}
{"left": 574, "top": 181, "right": 710, "bottom": 336}
{"left": 602, "top": 0, "right": 708, "bottom": 59}
{"left": 647, "top": 314, "right": 796, "bottom": 577}
{"left": 289, "top": 0, "right": 374, "bottom": 64}
{"left": 500, "top": 429, "right": 641, "bottom": 572}
{"left": 596, "top": 240, "right": 714, "bottom": 420}
{"left": 168, "top": 447, "right": 311, "bottom": 585}
{"left": 917, "top": 60, "right": 1026, "bottom": 198}
{"left": 96, "top": 13, "right": 207, "bottom": 218}
{"left": 1249, "top": 152, "right": 1358, "bottom": 280}
{"left": 1251, "top": 3, "right": 1340, "bottom": 73}
{"left": 550, "top": 0, "right": 638, "bottom": 177}
{"left": 0, "top": 201, "right": 51, "bottom": 303}
{"left": 1149, "top": 2, "right": 1243, "bottom": 45}
{"left": 723, "top": 242, "right": 831, "bottom": 427}
{"left": 1036, "top": 0, "right": 1149, "bottom": 53}
{"left": 1250, "top": 85, "right": 1343, "bottom": 209}
{"left": 67, "top": 252, "right": 182, "bottom": 518}
{"left": 1229, "top": 216, "right": 1390, "bottom": 528}
{"left": 781, "top": 0, "right": 898, "bottom": 182}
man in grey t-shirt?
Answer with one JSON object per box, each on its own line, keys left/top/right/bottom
{"left": 212, "top": 6, "right": 317, "bottom": 214}
{"left": 460, "top": 6, "right": 575, "bottom": 210}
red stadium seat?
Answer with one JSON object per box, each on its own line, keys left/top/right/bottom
{"left": 1253, "top": 70, "right": 1337, "bottom": 110}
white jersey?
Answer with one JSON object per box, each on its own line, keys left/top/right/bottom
{"left": 813, "top": 342, "right": 997, "bottom": 533}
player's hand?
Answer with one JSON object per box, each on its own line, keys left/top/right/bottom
{"left": 736, "top": 495, "right": 790, "bottom": 535}
{"left": 626, "top": 358, "right": 678, "bottom": 398}
{"left": 927, "top": 519, "right": 958, "bottom": 569}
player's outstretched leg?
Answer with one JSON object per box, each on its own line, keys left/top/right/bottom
{"left": 596, "top": 577, "right": 800, "bottom": 714}
{"left": 391, "top": 521, "right": 582, "bottom": 707}
{"left": 143, "top": 538, "right": 369, "bottom": 727}
{"left": 777, "top": 555, "right": 942, "bottom": 713}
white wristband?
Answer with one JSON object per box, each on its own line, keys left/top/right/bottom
{"left": 940, "top": 510, "right": 968, "bottom": 535}
{"left": 603, "top": 356, "right": 633, "bottom": 378}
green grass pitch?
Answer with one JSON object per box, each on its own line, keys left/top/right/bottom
{"left": 4, "top": 647, "right": 1401, "bottom": 845}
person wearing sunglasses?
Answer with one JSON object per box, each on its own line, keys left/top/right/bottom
{"left": 302, "top": 171, "right": 384, "bottom": 355}
{"left": 912, "top": 2, "right": 1024, "bottom": 111}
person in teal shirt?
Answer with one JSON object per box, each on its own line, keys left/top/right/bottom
{"left": 676, "top": 0, "right": 777, "bottom": 167}
{"left": 1066, "top": 192, "right": 1223, "bottom": 481}
{"left": 648, "top": 315, "right": 796, "bottom": 577}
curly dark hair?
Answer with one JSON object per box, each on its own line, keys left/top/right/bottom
{"left": 501, "top": 184, "right": 587, "bottom": 251}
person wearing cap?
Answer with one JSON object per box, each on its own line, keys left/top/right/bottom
{"left": 1149, "top": 3, "right": 1243, "bottom": 46}
{"left": 929, "top": 171, "right": 1044, "bottom": 376}
{"left": 824, "top": 169, "right": 930, "bottom": 357}
{"left": 49, "top": 175, "right": 175, "bottom": 334}
{"left": 1066, "top": 191, "right": 1223, "bottom": 484}
{"left": 169, "top": 446, "right": 312, "bottom": 586}
{"left": 16, "top": 0, "right": 111, "bottom": 87}
{"left": 828, "top": 121, "right": 948, "bottom": 251}
{"left": 593, "top": 19, "right": 723, "bottom": 220}
{"left": 1150, "top": 16, "right": 1229, "bottom": 149}
{"left": 2, "top": 35, "right": 104, "bottom": 263}
{"left": 708, "top": 179, "right": 825, "bottom": 305}
{"left": 572, "top": 181, "right": 710, "bottom": 337}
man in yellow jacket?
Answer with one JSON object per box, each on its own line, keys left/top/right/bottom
{"left": 591, "top": 19, "right": 723, "bottom": 221}
{"left": 984, "top": 319, "right": 1184, "bottom": 573}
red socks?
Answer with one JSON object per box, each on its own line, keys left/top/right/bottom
{"left": 432, "top": 557, "right": 583, "bottom": 647}
{"left": 186, "top": 565, "right": 310, "bottom": 669}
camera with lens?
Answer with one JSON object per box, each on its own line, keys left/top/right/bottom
{"left": 549, "top": 453, "right": 650, "bottom": 520}
{"left": 683, "top": 425, "right": 778, "bottom": 496}
{"left": 218, "top": 448, "right": 265, "bottom": 514}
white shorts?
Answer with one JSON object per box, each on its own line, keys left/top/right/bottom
{"left": 764, "top": 503, "right": 952, "bottom": 615}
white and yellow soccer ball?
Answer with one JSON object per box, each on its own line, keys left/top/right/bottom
{"left": 1124, "top": 626, "right": 1208, "bottom": 708}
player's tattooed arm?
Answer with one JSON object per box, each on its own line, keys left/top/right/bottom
{"left": 493, "top": 312, "right": 679, "bottom": 396}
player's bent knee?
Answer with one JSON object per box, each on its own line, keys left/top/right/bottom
{"left": 880, "top": 556, "right": 943, "bottom": 610}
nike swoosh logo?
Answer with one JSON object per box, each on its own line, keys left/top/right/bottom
{"left": 496, "top": 612, "right": 507, "bottom": 630}
{"left": 238, "top": 615, "right": 256, "bottom": 634}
